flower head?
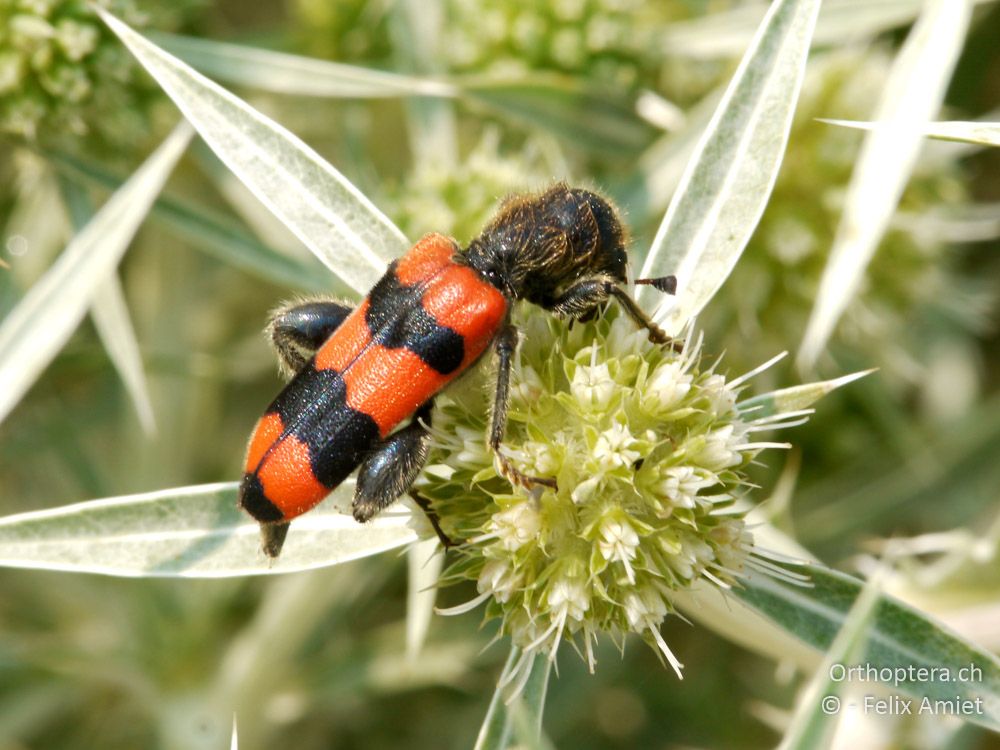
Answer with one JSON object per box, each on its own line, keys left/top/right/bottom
{"left": 423, "top": 305, "right": 796, "bottom": 680}
{"left": 0, "top": 0, "right": 198, "bottom": 149}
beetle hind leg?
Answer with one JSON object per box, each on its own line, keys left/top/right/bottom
{"left": 268, "top": 298, "right": 354, "bottom": 378}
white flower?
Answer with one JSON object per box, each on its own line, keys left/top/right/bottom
{"left": 701, "top": 373, "right": 737, "bottom": 415}
{"left": 711, "top": 520, "right": 753, "bottom": 571}
{"left": 571, "top": 351, "right": 616, "bottom": 411}
{"left": 453, "top": 424, "right": 489, "bottom": 469}
{"left": 424, "top": 306, "right": 809, "bottom": 684}
{"left": 644, "top": 360, "right": 693, "bottom": 412}
{"left": 489, "top": 502, "right": 541, "bottom": 551}
{"left": 571, "top": 475, "right": 601, "bottom": 504}
{"left": 477, "top": 559, "right": 522, "bottom": 603}
{"left": 655, "top": 466, "right": 719, "bottom": 509}
{"left": 694, "top": 425, "right": 744, "bottom": 471}
{"left": 512, "top": 364, "right": 545, "bottom": 403}
{"left": 593, "top": 422, "right": 640, "bottom": 471}
{"left": 547, "top": 576, "right": 590, "bottom": 623}
{"left": 597, "top": 515, "right": 640, "bottom": 583}
{"left": 624, "top": 586, "right": 683, "bottom": 678}
{"left": 623, "top": 587, "right": 666, "bottom": 631}
{"left": 522, "top": 440, "right": 561, "bottom": 475}
{"left": 667, "top": 534, "right": 716, "bottom": 581}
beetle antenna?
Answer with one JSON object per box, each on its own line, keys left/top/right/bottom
{"left": 635, "top": 275, "right": 677, "bottom": 295}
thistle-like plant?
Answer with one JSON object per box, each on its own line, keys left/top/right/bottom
{"left": 0, "top": 1, "right": 998, "bottom": 749}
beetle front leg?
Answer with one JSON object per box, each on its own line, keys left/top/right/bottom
{"left": 549, "top": 278, "right": 680, "bottom": 350}
{"left": 489, "top": 324, "right": 558, "bottom": 491}
{"left": 268, "top": 298, "right": 354, "bottom": 378}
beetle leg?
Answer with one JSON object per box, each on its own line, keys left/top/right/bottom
{"left": 409, "top": 489, "right": 456, "bottom": 549}
{"left": 548, "top": 277, "right": 681, "bottom": 351}
{"left": 489, "top": 324, "right": 559, "bottom": 491}
{"left": 267, "top": 298, "right": 354, "bottom": 378}
{"left": 353, "top": 402, "right": 435, "bottom": 523}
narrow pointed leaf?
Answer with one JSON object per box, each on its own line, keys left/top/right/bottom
{"left": 98, "top": 9, "right": 408, "bottom": 293}
{"left": 406, "top": 537, "right": 445, "bottom": 662}
{"left": 149, "top": 31, "right": 656, "bottom": 156}
{"left": 0, "top": 123, "right": 192, "bottom": 427}
{"left": 90, "top": 275, "right": 157, "bottom": 434}
{"left": 738, "top": 369, "right": 874, "bottom": 418}
{"left": 511, "top": 655, "right": 554, "bottom": 748}
{"left": 462, "top": 77, "right": 656, "bottom": 155}
{"left": 778, "top": 570, "right": 884, "bottom": 750}
{"left": 151, "top": 32, "right": 458, "bottom": 98}
{"left": 733, "top": 563, "right": 1000, "bottom": 732}
{"left": 60, "top": 178, "right": 155, "bottom": 435}
{"left": 821, "top": 118, "right": 1000, "bottom": 148}
{"left": 473, "top": 646, "right": 552, "bottom": 750}
{"left": 49, "top": 151, "right": 332, "bottom": 293}
{"left": 637, "top": 0, "right": 821, "bottom": 333}
{"left": 798, "top": 0, "right": 972, "bottom": 371}
{"left": 0, "top": 481, "right": 418, "bottom": 577}
{"left": 474, "top": 646, "right": 520, "bottom": 750}
{"left": 659, "top": 0, "right": 990, "bottom": 59}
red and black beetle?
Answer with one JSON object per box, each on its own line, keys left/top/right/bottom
{"left": 238, "top": 184, "right": 676, "bottom": 557}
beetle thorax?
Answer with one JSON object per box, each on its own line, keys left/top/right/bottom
{"left": 465, "top": 183, "right": 629, "bottom": 308}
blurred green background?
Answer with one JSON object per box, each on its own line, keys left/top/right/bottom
{"left": 1, "top": 0, "right": 999, "bottom": 747}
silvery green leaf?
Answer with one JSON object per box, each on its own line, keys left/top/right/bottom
{"left": 461, "top": 77, "right": 656, "bottom": 156}
{"left": 734, "top": 563, "right": 1000, "bottom": 732}
{"left": 146, "top": 30, "right": 651, "bottom": 156}
{"left": 48, "top": 151, "right": 332, "bottom": 293}
{"left": 406, "top": 537, "right": 445, "bottom": 661}
{"left": 98, "top": 9, "right": 408, "bottom": 293}
{"left": 0, "top": 481, "right": 417, "bottom": 577}
{"left": 0, "top": 123, "right": 192, "bottom": 427}
{"left": 509, "top": 654, "right": 554, "bottom": 750}
{"left": 797, "top": 0, "right": 972, "bottom": 371}
{"left": 389, "top": 0, "right": 459, "bottom": 169}
{"left": 151, "top": 31, "right": 458, "bottom": 98}
{"left": 820, "top": 117, "right": 1000, "bottom": 148}
{"left": 738, "top": 370, "right": 875, "bottom": 418}
{"left": 59, "top": 178, "right": 155, "bottom": 435}
{"left": 90, "top": 275, "right": 156, "bottom": 434}
{"left": 474, "top": 646, "right": 553, "bottom": 750}
{"left": 637, "top": 0, "right": 822, "bottom": 334}
{"left": 659, "top": 0, "right": 990, "bottom": 59}
{"left": 777, "top": 569, "right": 885, "bottom": 750}
{"left": 474, "top": 646, "right": 519, "bottom": 750}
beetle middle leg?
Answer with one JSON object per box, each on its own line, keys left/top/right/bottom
{"left": 489, "top": 324, "right": 559, "bottom": 491}
{"left": 353, "top": 401, "right": 456, "bottom": 547}
{"left": 268, "top": 298, "right": 354, "bottom": 378}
